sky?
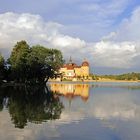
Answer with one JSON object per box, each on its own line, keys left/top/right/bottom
{"left": 0, "top": 0, "right": 140, "bottom": 74}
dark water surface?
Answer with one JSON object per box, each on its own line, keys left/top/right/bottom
{"left": 0, "top": 82, "right": 140, "bottom": 140}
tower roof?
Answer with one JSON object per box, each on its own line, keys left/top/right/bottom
{"left": 69, "top": 56, "right": 72, "bottom": 63}
{"left": 82, "top": 60, "right": 89, "bottom": 66}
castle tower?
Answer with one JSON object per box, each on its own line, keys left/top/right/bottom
{"left": 81, "top": 59, "right": 89, "bottom": 77}
{"left": 69, "top": 56, "right": 72, "bottom": 63}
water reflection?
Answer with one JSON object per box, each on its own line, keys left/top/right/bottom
{"left": 0, "top": 85, "right": 64, "bottom": 129}
{"left": 49, "top": 83, "right": 140, "bottom": 122}
{"left": 0, "top": 83, "right": 140, "bottom": 140}
{"left": 50, "top": 83, "right": 89, "bottom": 102}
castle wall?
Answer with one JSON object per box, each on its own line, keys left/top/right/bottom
{"left": 81, "top": 66, "right": 89, "bottom": 77}
{"left": 59, "top": 68, "right": 67, "bottom": 76}
{"left": 74, "top": 67, "right": 82, "bottom": 76}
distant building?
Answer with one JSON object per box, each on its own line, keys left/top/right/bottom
{"left": 59, "top": 57, "right": 89, "bottom": 79}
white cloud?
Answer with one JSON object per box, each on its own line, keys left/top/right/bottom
{"left": 96, "top": 6, "right": 140, "bottom": 68}
{"left": 0, "top": 12, "right": 63, "bottom": 57}
{"left": 49, "top": 35, "right": 86, "bottom": 48}
{"left": 0, "top": 12, "right": 87, "bottom": 60}
{"left": 80, "top": 0, "right": 131, "bottom": 20}
{"left": 0, "top": 10, "right": 140, "bottom": 69}
{"left": 91, "top": 41, "right": 138, "bottom": 68}
{"left": 48, "top": 34, "right": 87, "bottom": 62}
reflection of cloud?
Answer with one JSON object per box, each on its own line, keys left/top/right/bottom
{"left": 1, "top": 85, "right": 140, "bottom": 139}
{"left": 0, "top": 110, "right": 60, "bottom": 140}
{"left": 0, "top": 110, "right": 32, "bottom": 140}
{"left": 54, "top": 111, "right": 86, "bottom": 125}
{"left": 0, "top": 106, "right": 86, "bottom": 140}
{"left": 50, "top": 83, "right": 140, "bottom": 121}
{"left": 93, "top": 107, "right": 135, "bottom": 120}
{"left": 58, "top": 92, "right": 140, "bottom": 122}
{"left": 88, "top": 92, "right": 140, "bottom": 121}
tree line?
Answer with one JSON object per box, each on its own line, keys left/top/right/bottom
{"left": 0, "top": 40, "right": 64, "bottom": 84}
{"left": 92, "top": 72, "right": 140, "bottom": 81}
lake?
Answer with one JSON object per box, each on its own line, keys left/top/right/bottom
{"left": 0, "top": 82, "right": 140, "bottom": 140}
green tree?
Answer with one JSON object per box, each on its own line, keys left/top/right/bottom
{"left": 44, "top": 48, "right": 64, "bottom": 81}
{"left": 0, "top": 54, "right": 5, "bottom": 83}
{"left": 8, "top": 40, "right": 30, "bottom": 82}
{"left": 8, "top": 41, "right": 64, "bottom": 84}
{"left": 45, "top": 48, "right": 64, "bottom": 71}
{"left": 26, "top": 45, "right": 49, "bottom": 83}
{"left": 27, "top": 45, "right": 64, "bottom": 83}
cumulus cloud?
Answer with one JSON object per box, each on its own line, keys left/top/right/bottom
{"left": 0, "top": 10, "right": 140, "bottom": 70}
{"left": 94, "top": 6, "right": 140, "bottom": 69}
{"left": 0, "top": 12, "right": 63, "bottom": 57}
{"left": 0, "top": 12, "right": 87, "bottom": 62}
{"left": 48, "top": 34, "right": 87, "bottom": 62}
{"left": 92, "top": 41, "right": 138, "bottom": 68}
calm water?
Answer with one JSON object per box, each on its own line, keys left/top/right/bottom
{"left": 0, "top": 82, "right": 140, "bottom": 140}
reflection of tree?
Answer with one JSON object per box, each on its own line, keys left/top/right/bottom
{"left": 0, "top": 95, "right": 3, "bottom": 111}
{"left": 9, "top": 88, "right": 27, "bottom": 129}
{"left": 0, "top": 87, "right": 10, "bottom": 111}
{"left": 0, "top": 85, "right": 64, "bottom": 129}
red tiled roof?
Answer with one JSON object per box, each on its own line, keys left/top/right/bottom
{"left": 62, "top": 60, "right": 89, "bottom": 69}
{"left": 67, "top": 65, "right": 74, "bottom": 70}
{"left": 62, "top": 63, "right": 78, "bottom": 70}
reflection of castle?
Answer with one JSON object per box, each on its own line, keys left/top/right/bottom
{"left": 59, "top": 58, "right": 89, "bottom": 79}
{"left": 50, "top": 84, "right": 89, "bottom": 101}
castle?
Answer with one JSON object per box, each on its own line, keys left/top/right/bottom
{"left": 59, "top": 58, "right": 89, "bottom": 80}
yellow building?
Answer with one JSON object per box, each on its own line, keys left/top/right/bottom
{"left": 59, "top": 58, "right": 90, "bottom": 79}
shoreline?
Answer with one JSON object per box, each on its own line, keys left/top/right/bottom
{"left": 49, "top": 79, "right": 140, "bottom": 83}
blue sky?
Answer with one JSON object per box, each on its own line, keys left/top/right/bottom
{"left": 0, "top": 0, "right": 140, "bottom": 73}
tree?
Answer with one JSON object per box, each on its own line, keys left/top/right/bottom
{"left": 45, "top": 48, "right": 64, "bottom": 71}
{"left": 8, "top": 40, "right": 30, "bottom": 82}
{"left": 26, "top": 45, "right": 49, "bottom": 83}
{"left": 8, "top": 41, "right": 64, "bottom": 84}
{"left": 27, "top": 45, "right": 64, "bottom": 83}
{"left": 0, "top": 54, "right": 5, "bottom": 83}
{"left": 44, "top": 48, "right": 64, "bottom": 82}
